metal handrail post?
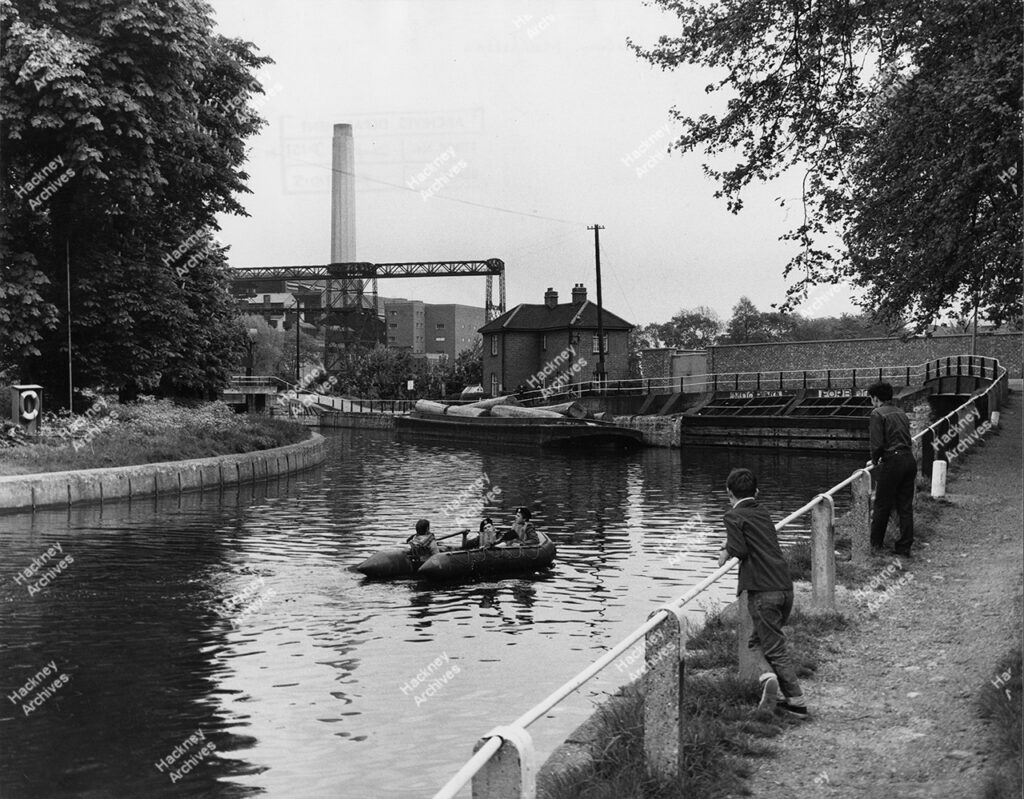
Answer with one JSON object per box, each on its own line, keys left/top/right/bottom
{"left": 471, "top": 726, "right": 536, "bottom": 799}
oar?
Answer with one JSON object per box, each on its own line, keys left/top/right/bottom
{"left": 405, "top": 529, "right": 469, "bottom": 547}
{"left": 436, "top": 529, "right": 471, "bottom": 541}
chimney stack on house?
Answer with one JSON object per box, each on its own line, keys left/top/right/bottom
{"left": 571, "top": 283, "right": 587, "bottom": 304}
{"left": 544, "top": 288, "right": 558, "bottom": 309}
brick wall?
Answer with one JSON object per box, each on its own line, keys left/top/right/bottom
{"left": 641, "top": 348, "right": 672, "bottom": 378}
{"left": 708, "top": 334, "right": 1022, "bottom": 378}
{"left": 485, "top": 329, "right": 631, "bottom": 394}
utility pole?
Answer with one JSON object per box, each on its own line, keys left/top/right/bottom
{"left": 588, "top": 224, "right": 606, "bottom": 386}
{"left": 66, "top": 241, "right": 73, "bottom": 410}
{"left": 294, "top": 299, "right": 301, "bottom": 384}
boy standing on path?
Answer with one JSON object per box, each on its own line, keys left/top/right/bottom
{"left": 717, "top": 468, "right": 808, "bottom": 719}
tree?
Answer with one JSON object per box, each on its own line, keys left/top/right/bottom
{"left": 1, "top": 0, "right": 272, "bottom": 402}
{"left": 657, "top": 306, "right": 722, "bottom": 349}
{"left": 451, "top": 340, "right": 483, "bottom": 389}
{"left": 630, "top": 0, "right": 1022, "bottom": 331}
{"left": 723, "top": 297, "right": 764, "bottom": 344}
{"left": 790, "top": 312, "right": 893, "bottom": 341}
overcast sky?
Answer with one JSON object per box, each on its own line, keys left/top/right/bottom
{"left": 209, "top": 0, "right": 861, "bottom": 326}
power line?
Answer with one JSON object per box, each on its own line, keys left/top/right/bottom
{"left": 255, "top": 145, "right": 586, "bottom": 226}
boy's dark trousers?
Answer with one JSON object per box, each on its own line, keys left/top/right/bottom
{"left": 870, "top": 450, "right": 916, "bottom": 555}
{"left": 748, "top": 589, "right": 802, "bottom": 699}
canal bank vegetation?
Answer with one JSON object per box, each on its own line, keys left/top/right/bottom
{"left": 541, "top": 604, "right": 849, "bottom": 799}
{"left": 978, "top": 646, "right": 1022, "bottom": 799}
{"left": 0, "top": 398, "right": 308, "bottom": 476}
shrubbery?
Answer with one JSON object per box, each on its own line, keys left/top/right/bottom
{"left": 0, "top": 397, "right": 308, "bottom": 475}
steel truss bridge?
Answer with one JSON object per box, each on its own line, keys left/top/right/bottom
{"left": 230, "top": 260, "right": 506, "bottom": 373}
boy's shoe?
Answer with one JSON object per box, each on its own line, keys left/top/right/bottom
{"left": 758, "top": 674, "right": 779, "bottom": 709}
{"left": 777, "top": 700, "right": 810, "bottom": 720}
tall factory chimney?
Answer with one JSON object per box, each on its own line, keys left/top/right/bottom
{"left": 331, "top": 123, "right": 356, "bottom": 263}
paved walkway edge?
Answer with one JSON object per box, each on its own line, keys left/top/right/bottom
{"left": 0, "top": 433, "right": 325, "bottom": 513}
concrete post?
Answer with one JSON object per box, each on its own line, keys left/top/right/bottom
{"left": 991, "top": 410, "right": 1000, "bottom": 428}
{"left": 736, "top": 592, "right": 770, "bottom": 681}
{"left": 811, "top": 495, "right": 836, "bottom": 611}
{"left": 643, "top": 606, "right": 686, "bottom": 781}
{"left": 931, "top": 460, "right": 947, "bottom": 498}
{"left": 850, "top": 470, "right": 872, "bottom": 566}
{"left": 472, "top": 726, "right": 536, "bottom": 799}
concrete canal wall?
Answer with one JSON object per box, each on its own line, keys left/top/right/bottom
{"left": 316, "top": 411, "right": 395, "bottom": 430}
{"left": 611, "top": 415, "right": 683, "bottom": 447}
{"left": 0, "top": 434, "right": 325, "bottom": 513}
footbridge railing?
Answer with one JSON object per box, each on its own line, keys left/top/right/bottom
{"left": 432, "top": 360, "right": 1008, "bottom": 799}
{"left": 518, "top": 354, "right": 1001, "bottom": 405}
{"left": 227, "top": 376, "right": 416, "bottom": 415}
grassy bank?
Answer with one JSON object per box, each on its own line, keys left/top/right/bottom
{"left": 979, "top": 646, "right": 1022, "bottom": 799}
{"left": 541, "top": 605, "right": 848, "bottom": 799}
{"left": 0, "top": 399, "right": 309, "bottom": 476}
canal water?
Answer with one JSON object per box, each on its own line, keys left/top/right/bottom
{"left": 0, "top": 429, "right": 864, "bottom": 798}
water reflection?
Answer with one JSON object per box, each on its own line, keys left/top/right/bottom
{"left": 0, "top": 429, "right": 864, "bottom": 798}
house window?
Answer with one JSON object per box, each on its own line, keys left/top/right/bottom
{"left": 490, "top": 373, "right": 499, "bottom": 396}
{"left": 263, "top": 294, "right": 270, "bottom": 304}
{"left": 388, "top": 323, "right": 398, "bottom": 329}
{"left": 490, "top": 335, "right": 498, "bottom": 356}
{"left": 436, "top": 323, "right": 445, "bottom": 329}
{"left": 435, "top": 336, "right": 446, "bottom": 342}
{"left": 388, "top": 335, "right": 396, "bottom": 343}
{"left": 591, "top": 334, "right": 608, "bottom": 354}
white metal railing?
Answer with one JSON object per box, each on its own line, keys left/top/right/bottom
{"left": 432, "top": 357, "right": 1008, "bottom": 799}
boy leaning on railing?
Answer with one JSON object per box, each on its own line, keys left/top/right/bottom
{"left": 717, "top": 467, "right": 809, "bottom": 719}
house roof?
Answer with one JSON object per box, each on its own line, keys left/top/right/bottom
{"left": 479, "top": 299, "right": 632, "bottom": 334}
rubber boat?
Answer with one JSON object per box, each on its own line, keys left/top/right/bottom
{"left": 356, "top": 534, "right": 557, "bottom": 581}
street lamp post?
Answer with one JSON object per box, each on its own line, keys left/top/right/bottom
{"left": 245, "top": 328, "right": 258, "bottom": 378}
{"left": 245, "top": 327, "right": 258, "bottom": 412}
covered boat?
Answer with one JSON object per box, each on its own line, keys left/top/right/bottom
{"left": 395, "top": 399, "right": 643, "bottom": 449}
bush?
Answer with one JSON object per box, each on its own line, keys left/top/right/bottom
{"left": 0, "top": 398, "right": 308, "bottom": 475}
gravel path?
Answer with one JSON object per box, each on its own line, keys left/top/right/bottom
{"left": 740, "top": 392, "right": 1023, "bottom": 799}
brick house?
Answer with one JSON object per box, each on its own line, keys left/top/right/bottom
{"left": 478, "top": 284, "right": 633, "bottom": 396}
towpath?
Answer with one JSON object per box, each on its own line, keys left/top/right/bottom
{"left": 740, "top": 392, "right": 1022, "bottom": 799}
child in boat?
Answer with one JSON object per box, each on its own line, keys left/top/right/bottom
{"left": 505, "top": 507, "right": 540, "bottom": 545}
{"left": 406, "top": 519, "right": 439, "bottom": 559}
{"left": 478, "top": 517, "right": 498, "bottom": 548}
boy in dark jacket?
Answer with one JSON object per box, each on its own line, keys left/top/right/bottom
{"left": 717, "top": 468, "right": 808, "bottom": 719}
